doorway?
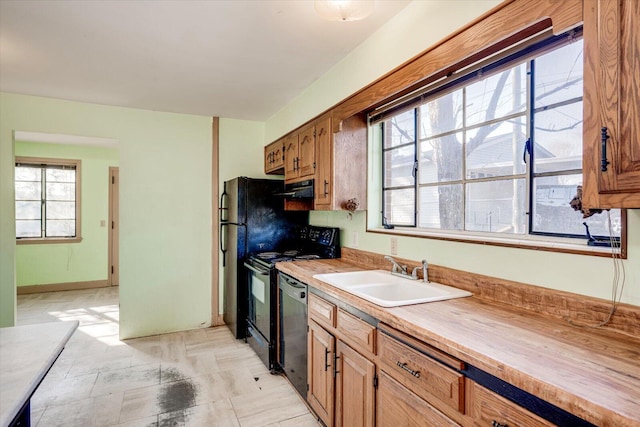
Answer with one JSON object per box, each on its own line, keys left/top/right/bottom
{"left": 109, "top": 167, "right": 119, "bottom": 286}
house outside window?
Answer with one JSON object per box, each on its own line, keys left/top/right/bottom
{"left": 15, "top": 157, "right": 81, "bottom": 242}
{"left": 378, "top": 34, "right": 621, "bottom": 244}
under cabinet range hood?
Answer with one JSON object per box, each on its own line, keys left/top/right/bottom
{"left": 274, "top": 179, "right": 314, "bottom": 199}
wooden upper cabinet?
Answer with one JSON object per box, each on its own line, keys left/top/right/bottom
{"left": 284, "top": 127, "right": 315, "bottom": 182}
{"left": 284, "top": 134, "right": 299, "bottom": 179}
{"left": 264, "top": 139, "right": 285, "bottom": 174}
{"left": 315, "top": 116, "right": 333, "bottom": 207}
{"left": 583, "top": 0, "right": 640, "bottom": 208}
{"left": 298, "top": 126, "right": 316, "bottom": 178}
{"left": 314, "top": 114, "right": 367, "bottom": 211}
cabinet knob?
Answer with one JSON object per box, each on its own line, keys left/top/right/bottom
{"left": 492, "top": 421, "right": 508, "bottom": 427}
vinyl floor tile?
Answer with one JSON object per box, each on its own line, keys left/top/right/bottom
{"left": 17, "top": 287, "right": 313, "bottom": 426}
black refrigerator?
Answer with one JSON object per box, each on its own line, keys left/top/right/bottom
{"left": 220, "top": 177, "right": 307, "bottom": 339}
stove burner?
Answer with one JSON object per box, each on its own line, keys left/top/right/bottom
{"left": 257, "top": 252, "right": 280, "bottom": 259}
{"left": 295, "top": 254, "right": 321, "bottom": 260}
{"left": 283, "top": 250, "right": 300, "bottom": 257}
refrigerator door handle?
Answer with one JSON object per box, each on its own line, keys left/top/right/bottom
{"left": 220, "top": 190, "right": 229, "bottom": 223}
{"left": 220, "top": 222, "right": 228, "bottom": 266}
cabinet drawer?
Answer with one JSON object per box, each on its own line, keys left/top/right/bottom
{"left": 336, "top": 309, "right": 376, "bottom": 355}
{"left": 309, "top": 293, "right": 336, "bottom": 329}
{"left": 468, "top": 380, "right": 554, "bottom": 427}
{"left": 377, "top": 371, "right": 461, "bottom": 427}
{"left": 378, "top": 331, "right": 465, "bottom": 413}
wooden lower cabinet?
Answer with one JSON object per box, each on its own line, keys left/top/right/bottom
{"left": 377, "top": 371, "right": 460, "bottom": 427}
{"left": 335, "top": 340, "right": 375, "bottom": 427}
{"left": 308, "top": 319, "right": 335, "bottom": 427}
{"left": 467, "top": 379, "right": 554, "bottom": 427}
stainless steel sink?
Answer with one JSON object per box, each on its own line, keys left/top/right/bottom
{"left": 313, "top": 270, "right": 472, "bottom": 307}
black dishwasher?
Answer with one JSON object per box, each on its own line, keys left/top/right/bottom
{"left": 279, "top": 273, "right": 308, "bottom": 398}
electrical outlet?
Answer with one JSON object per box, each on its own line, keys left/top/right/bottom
{"left": 390, "top": 237, "right": 398, "bottom": 255}
{"left": 351, "top": 231, "right": 359, "bottom": 248}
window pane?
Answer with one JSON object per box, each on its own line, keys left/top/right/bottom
{"left": 466, "top": 179, "right": 526, "bottom": 233}
{"left": 419, "top": 89, "right": 463, "bottom": 138}
{"left": 534, "top": 41, "right": 583, "bottom": 108}
{"left": 16, "top": 201, "right": 41, "bottom": 220}
{"left": 384, "top": 146, "right": 415, "bottom": 187}
{"left": 15, "top": 166, "right": 41, "bottom": 181}
{"left": 46, "top": 201, "right": 75, "bottom": 220}
{"left": 465, "top": 64, "right": 526, "bottom": 127}
{"left": 15, "top": 181, "right": 41, "bottom": 200}
{"left": 466, "top": 118, "right": 526, "bottom": 178}
{"left": 46, "top": 168, "right": 75, "bottom": 183}
{"left": 384, "top": 110, "right": 415, "bottom": 149}
{"left": 46, "top": 182, "right": 75, "bottom": 201}
{"left": 46, "top": 220, "right": 75, "bottom": 237}
{"left": 418, "top": 185, "right": 463, "bottom": 230}
{"left": 534, "top": 102, "right": 582, "bottom": 173}
{"left": 384, "top": 189, "right": 415, "bottom": 226}
{"left": 419, "top": 132, "right": 463, "bottom": 184}
{"left": 531, "top": 175, "right": 619, "bottom": 238}
{"left": 532, "top": 175, "right": 583, "bottom": 235}
{"left": 16, "top": 220, "right": 41, "bottom": 238}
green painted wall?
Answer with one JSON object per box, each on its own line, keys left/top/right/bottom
{"left": 264, "top": 0, "right": 640, "bottom": 307}
{"left": 14, "top": 141, "right": 118, "bottom": 287}
{"left": 0, "top": 93, "right": 213, "bottom": 337}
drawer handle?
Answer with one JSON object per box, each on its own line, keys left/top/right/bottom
{"left": 492, "top": 421, "right": 508, "bottom": 427}
{"left": 396, "top": 361, "right": 420, "bottom": 378}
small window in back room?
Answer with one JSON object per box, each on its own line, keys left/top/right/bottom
{"left": 15, "top": 157, "right": 81, "bottom": 241}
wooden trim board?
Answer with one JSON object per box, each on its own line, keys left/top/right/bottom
{"left": 17, "top": 280, "right": 109, "bottom": 295}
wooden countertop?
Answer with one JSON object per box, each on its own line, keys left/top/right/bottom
{"left": 276, "top": 259, "right": 640, "bottom": 427}
{"left": 0, "top": 321, "right": 79, "bottom": 427}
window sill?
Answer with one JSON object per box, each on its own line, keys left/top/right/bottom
{"left": 17, "top": 237, "right": 83, "bottom": 245}
{"left": 367, "top": 227, "right": 625, "bottom": 259}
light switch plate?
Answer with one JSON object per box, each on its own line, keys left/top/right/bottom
{"left": 390, "top": 237, "right": 398, "bottom": 255}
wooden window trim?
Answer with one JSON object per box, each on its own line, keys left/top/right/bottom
{"left": 331, "top": 0, "right": 583, "bottom": 132}
{"left": 367, "top": 208, "right": 628, "bottom": 259}
{"left": 15, "top": 156, "right": 82, "bottom": 244}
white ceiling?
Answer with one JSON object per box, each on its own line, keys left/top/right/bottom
{"left": 0, "top": 0, "right": 410, "bottom": 121}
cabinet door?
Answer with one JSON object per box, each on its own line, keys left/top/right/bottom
{"left": 315, "top": 116, "right": 333, "bottom": 208}
{"left": 284, "top": 134, "right": 299, "bottom": 180}
{"left": 335, "top": 340, "right": 375, "bottom": 427}
{"left": 298, "top": 127, "right": 316, "bottom": 178}
{"left": 583, "top": 0, "right": 640, "bottom": 208}
{"left": 377, "top": 371, "right": 460, "bottom": 427}
{"left": 265, "top": 140, "right": 285, "bottom": 174}
{"left": 308, "top": 319, "right": 335, "bottom": 427}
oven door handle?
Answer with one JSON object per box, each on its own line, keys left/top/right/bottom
{"left": 244, "top": 262, "right": 270, "bottom": 276}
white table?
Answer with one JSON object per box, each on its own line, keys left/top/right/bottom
{"left": 0, "top": 321, "right": 79, "bottom": 427}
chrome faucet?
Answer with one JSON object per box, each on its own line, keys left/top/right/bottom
{"left": 384, "top": 255, "right": 408, "bottom": 277}
{"left": 412, "top": 259, "right": 429, "bottom": 283}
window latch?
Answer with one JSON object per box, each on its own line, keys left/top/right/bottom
{"left": 412, "top": 160, "right": 418, "bottom": 178}
{"left": 522, "top": 138, "right": 532, "bottom": 164}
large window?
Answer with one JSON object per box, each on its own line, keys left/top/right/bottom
{"left": 380, "top": 35, "right": 621, "bottom": 242}
{"left": 15, "top": 157, "right": 81, "bottom": 242}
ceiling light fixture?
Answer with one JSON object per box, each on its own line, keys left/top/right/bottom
{"left": 314, "top": 0, "right": 374, "bottom": 22}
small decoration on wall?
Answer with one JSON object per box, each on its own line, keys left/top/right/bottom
{"left": 569, "top": 185, "right": 605, "bottom": 218}
{"left": 344, "top": 198, "right": 360, "bottom": 219}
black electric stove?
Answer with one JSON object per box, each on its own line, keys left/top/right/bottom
{"left": 243, "top": 225, "right": 340, "bottom": 372}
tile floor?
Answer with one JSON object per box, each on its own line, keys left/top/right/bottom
{"left": 16, "top": 287, "right": 320, "bottom": 427}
